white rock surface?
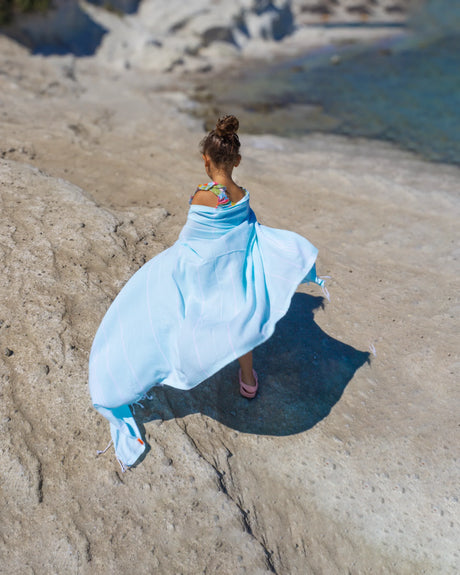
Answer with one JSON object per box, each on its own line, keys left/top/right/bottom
{"left": 0, "top": 7, "right": 459, "bottom": 572}
{"left": 0, "top": 159, "right": 274, "bottom": 574}
{"left": 1, "top": 0, "right": 413, "bottom": 72}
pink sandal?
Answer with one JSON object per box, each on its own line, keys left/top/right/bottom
{"left": 239, "top": 369, "right": 259, "bottom": 399}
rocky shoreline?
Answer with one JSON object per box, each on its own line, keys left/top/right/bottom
{"left": 1, "top": 0, "right": 412, "bottom": 69}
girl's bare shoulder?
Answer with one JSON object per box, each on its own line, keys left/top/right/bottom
{"left": 190, "top": 189, "right": 218, "bottom": 207}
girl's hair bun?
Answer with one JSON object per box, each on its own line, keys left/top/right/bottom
{"left": 200, "top": 114, "right": 241, "bottom": 167}
{"left": 215, "top": 115, "right": 239, "bottom": 138}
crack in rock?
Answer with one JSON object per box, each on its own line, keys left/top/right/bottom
{"left": 176, "top": 419, "right": 278, "bottom": 574}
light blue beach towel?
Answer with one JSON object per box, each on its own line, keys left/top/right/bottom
{"left": 89, "top": 191, "right": 324, "bottom": 467}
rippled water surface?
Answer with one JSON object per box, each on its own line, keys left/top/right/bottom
{"left": 204, "top": 33, "right": 460, "bottom": 165}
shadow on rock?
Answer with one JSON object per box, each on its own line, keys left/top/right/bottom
{"left": 134, "top": 293, "right": 370, "bottom": 436}
{"left": 0, "top": 1, "right": 108, "bottom": 56}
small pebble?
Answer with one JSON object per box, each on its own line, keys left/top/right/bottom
{"left": 4, "top": 348, "right": 14, "bottom": 357}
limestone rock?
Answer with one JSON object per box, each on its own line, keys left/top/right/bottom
{"left": 0, "top": 0, "right": 412, "bottom": 71}
{"left": 0, "top": 159, "right": 273, "bottom": 574}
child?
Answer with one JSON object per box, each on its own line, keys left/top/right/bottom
{"left": 89, "top": 115, "right": 325, "bottom": 470}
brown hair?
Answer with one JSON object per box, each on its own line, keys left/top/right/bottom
{"left": 200, "top": 115, "right": 240, "bottom": 168}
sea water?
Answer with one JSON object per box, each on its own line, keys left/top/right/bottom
{"left": 205, "top": 31, "right": 460, "bottom": 166}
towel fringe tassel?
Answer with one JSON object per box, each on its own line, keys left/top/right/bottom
{"left": 96, "top": 439, "right": 113, "bottom": 455}
{"left": 97, "top": 438, "right": 130, "bottom": 473}
{"left": 131, "top": 400, "right": 143, "bottom": 414}
{"left": 116, "top": 457, "right": 129, "bottom": 473}
{"left": 318, "top": 276, "right": 331, "bottom": 302}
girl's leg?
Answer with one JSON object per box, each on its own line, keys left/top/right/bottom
{"left": 238, "top": 351, "right": 256, "bottom": 386}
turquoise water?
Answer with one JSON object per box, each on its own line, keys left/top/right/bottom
{"left": 204, "top": 33, "right": 460, "bottom": 165}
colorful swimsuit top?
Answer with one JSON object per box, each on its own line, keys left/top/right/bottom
{"left": 190, "top": 181, "right": 248, "bottom": 208}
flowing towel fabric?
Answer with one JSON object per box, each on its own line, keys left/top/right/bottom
{"left": 89, "top": 192, "right": 324, "bottom": 466}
